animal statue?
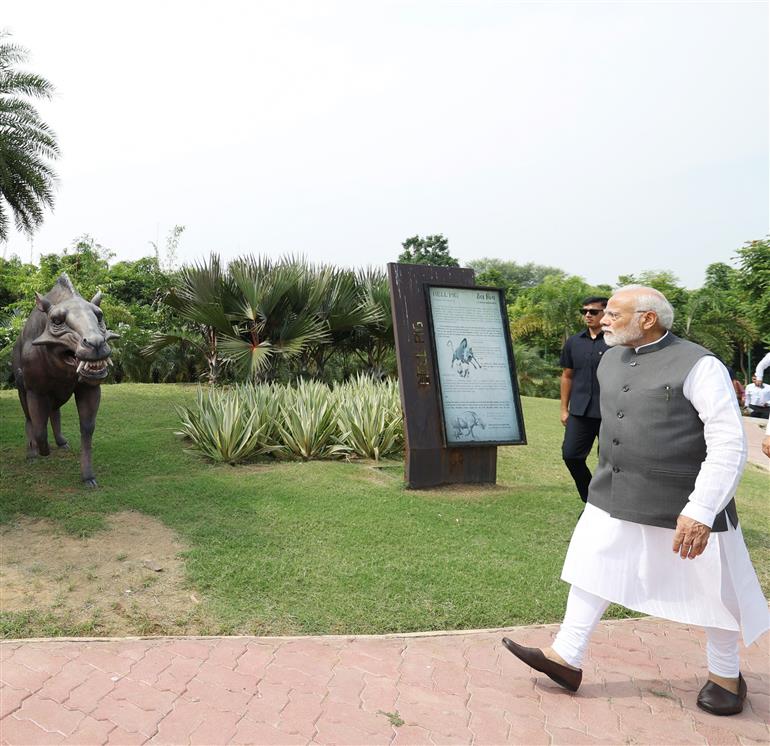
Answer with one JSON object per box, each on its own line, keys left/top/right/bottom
{"left": 12, "top": 274, "right": 118, "bottom": 487}
{"left": 451, "top": 410, "right": 486, "bottom": 439}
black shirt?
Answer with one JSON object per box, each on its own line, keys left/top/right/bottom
{"left": 559, "top": 329, "right": 608, "bottom": 418}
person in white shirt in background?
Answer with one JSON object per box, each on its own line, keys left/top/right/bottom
{"left": 744, "top": 376, "right": 770, "bottom": 418}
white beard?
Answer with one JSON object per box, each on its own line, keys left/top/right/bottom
{"left": 603, "top": 327, "right": 644, "bottom": 347}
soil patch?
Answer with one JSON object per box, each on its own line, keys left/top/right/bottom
{"left": 1, "top": 511, "right": 210, "bottom": 636}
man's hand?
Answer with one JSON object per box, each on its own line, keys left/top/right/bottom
{"left": 762, "top": 435, "right": 770, "bottom": 459}
{"left": 560, "top": 410, "right": 569, "bottom": 426}
{"left": 672, "top": 515, "right": 711, "bottom": 560}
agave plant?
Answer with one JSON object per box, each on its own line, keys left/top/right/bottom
{"left": 232, "top": 381, "right": 284, "bottom": 451}
{"left": 175, "top": 386, "right": 269, "bottom": 464}
{"left": 334, "top": 374, "right": 403, "bottom": 460}
{"left": 272, "top": 379, "right": 348, "bottom": 461}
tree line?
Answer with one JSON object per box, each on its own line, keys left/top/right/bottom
{"left": 1, "top": 234, "right": 768, "bottom": 397}
{"left": 3, "top": 31, "right": 767, "bottom": 396}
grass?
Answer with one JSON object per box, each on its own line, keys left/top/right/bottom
{"left": 1, "top": 383, "right": 767, "bottom": 638}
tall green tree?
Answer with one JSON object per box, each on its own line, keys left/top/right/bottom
{"left": 0, "top": 31, "right": 59, "bottom": 242}
{"left": 397, "top": 234, "right": 459, "bottom": 267}
{"left": 467, "top": 258, "right": 566, "bottom": 302}
{"left": 508, "top": 274, "right": 602, "bottom": 359}
{"left": 735, "top": 238, "right": 770, "bottom": 344}
{"left": 616, "top": 270, "right": 689, "bottom": 311}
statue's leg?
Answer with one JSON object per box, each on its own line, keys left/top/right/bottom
{"left": 25, "top": 419, "right": 38, "bottom": 457}
{"left": 50, "top": 408, "right": 69, "bottom": 448}
{"left": 17, "top": 384, "right": 38, "bottom": 457}
{"left": 26, "top": 391, "right": 51, "bottom": 457}
{"left": 75, "top": 385, "right": 101, "bottom": 487}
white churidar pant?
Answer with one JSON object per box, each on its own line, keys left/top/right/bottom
{"left": 552, "top": 585, "right": 742, "bottom": 677}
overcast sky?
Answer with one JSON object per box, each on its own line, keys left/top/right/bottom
{"left": 2, "top": 0, "right": 768, "bottom": 288}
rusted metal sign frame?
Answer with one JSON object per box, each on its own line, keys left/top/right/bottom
{"left": 387, "top": 262, "right": 496, "bottom": 488}
{"left": 424, "top": 283, "right": 527, "bottom": 449}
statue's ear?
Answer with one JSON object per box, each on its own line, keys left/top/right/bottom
{"left": 91, "top": 291, "right": 102, "bottom": 307}
{"left": 35, "top": 293, "right": 51, "bottom": 313}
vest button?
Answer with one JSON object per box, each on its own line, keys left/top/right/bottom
{"left": 612, "top": 438, "right": 620, "bottom": 445}
{"left": 617, "top": 411, "right": 624, "bottom": 418}
{"left": 613, "top": 466, "right": 621, "bottom": 473}
{"left": 622, "top": 385, "right": 630, "bottom": 392}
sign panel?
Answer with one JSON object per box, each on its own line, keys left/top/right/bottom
{"left": 426, "top": 285, "right": 526, "bottom": 447}
{"left": 387, "top": 263, "right": 497, "bottom": 487}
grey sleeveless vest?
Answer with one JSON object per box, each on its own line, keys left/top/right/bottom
{"left": 587, "top": 333, "right": 738, "bottom": 532}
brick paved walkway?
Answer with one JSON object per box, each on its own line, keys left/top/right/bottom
{"left": 1, "top": 617, "right": 768, "bottom": 745}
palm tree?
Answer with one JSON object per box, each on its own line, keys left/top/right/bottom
{"left": 346, "top": 267, "right": 394, "bottom": 378}
{"left": 144, "top": 254, "right": 334, "bottom": 383}
{"left": 676, "top": 287, "right": 758, "bottom": 368}
{"left": 223, "top": 255, "right": 330, "bottom": 380}
{"left": 143, "top": 253, "right": 232, "bottom": 383}
{"left": 293, "top": 262, "right": 382, "bottom": 379}
{"left": 0, "top": 31, "right": 59, "bottom": 242}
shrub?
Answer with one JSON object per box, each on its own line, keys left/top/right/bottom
{"left": 175, "top": 387, "right": 269, "bottom": 464}
{"left": 273, "top": 379, "right": 347, "bottom": 461}
{"left": 334, "top": 374, "right": 403, "bottom": 460}
{"left": 175, "top": 378, "right": 404, "bottom": 464}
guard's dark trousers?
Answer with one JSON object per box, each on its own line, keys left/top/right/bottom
{"left": 562, "top": 414, "right": 601, "bottom": 502}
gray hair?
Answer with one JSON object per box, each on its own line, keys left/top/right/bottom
{"left": 613, "top": 285, "right": 675, "bottom": 330}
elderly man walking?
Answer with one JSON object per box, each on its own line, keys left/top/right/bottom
{"left": 503, "top": 286, "right": 769, "bottom": 716}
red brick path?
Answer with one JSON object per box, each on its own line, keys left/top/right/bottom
{"left": 1, "top": 617, "right": 768, "bottom": 745}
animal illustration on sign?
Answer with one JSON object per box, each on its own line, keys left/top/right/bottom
{"left": 12, "top": 274, "right": 118, "bottom": 487}
{"left": 447, "top": 338, "right": 481, "bottom": 377}
{"left": 451, "top": 410, "right": 486, "bottom": 439}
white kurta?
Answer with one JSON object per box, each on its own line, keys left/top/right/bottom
{"left": 562, "top": 349, "right": 770, "bottom": 646}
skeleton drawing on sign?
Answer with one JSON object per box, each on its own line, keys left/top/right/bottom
{"left": 451, "top": 411, "right": 486, "bottom": 439}
{"left": 447, "top": 338, "right": 481, "bottom": 377}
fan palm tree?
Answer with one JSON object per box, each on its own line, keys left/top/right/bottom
{"left": 676, "top": 287, "right": 758, "bottom": 366}
{"left": 346, "top": 267, "right": 393, "bottom": 378}
{"left": 143, "top": 253, "right": 232, "bottom": 383}
{"left": 293, "top": 262, "right": 382, "bottom": 379}
{"left": 144, "top": 253, "right": 334, "bottom": 383}
{"left": 0, "top": 31, "right": 59, "bottom": 242}
{"left": 223, "top": 255, "right": 331, "bottom": 380}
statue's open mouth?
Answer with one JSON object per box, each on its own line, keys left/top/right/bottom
{"left": 76, "top": 358, "right": 111, "bottom": 379}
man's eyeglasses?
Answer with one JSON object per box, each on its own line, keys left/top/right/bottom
{"left": 580, "top": 308, "right": 603, "bottom": 316}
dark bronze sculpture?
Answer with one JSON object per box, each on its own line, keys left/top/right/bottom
{"left": 12, "top": 274, "right": 118, "bottom": 486}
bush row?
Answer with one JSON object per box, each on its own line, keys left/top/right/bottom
{"left": 176, "top": 375, "right": 403, "bottom": 464}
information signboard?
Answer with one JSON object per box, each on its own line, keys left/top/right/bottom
{"left": 425, "top": 285, "right": 526, "bottom": 447}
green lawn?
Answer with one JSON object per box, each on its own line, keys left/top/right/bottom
{"left": 1, "top": 384, "right": 767, "bottom": 638}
